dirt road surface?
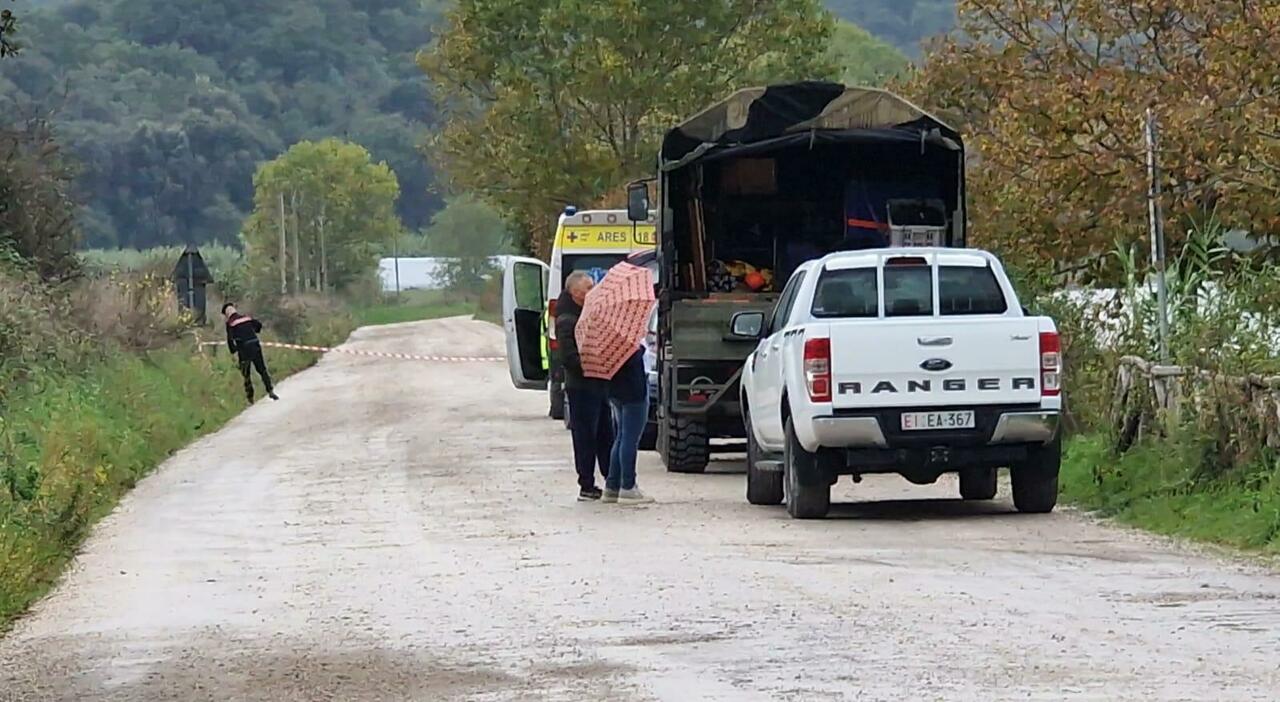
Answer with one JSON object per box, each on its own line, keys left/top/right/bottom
{"left": 2, "top": 318, "right": 1278, "bottom": 701}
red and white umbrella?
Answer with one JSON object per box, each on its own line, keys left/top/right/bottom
{"left": 576, "top": 261, "right": 655, "bottom": 380}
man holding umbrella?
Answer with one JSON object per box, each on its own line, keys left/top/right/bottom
{"left": 576, "top": 260, "right": 657, "bottom": 505}
{"left": 556, "top": 272, "right": 613, "bottom": 501}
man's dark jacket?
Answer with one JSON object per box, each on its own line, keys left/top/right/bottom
{"left": 554, "top": 289, "right": 607, "bottom": 393}
{"left": 225, "top": 312, "right": 264, "bottom": 355}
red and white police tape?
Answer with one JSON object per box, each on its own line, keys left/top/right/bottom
{"left": 196, "top": 339, "right": 503, "bottom": 363}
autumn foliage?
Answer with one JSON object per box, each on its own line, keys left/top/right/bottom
{"left": 909, "top": 1, "right": 1280, "bottom": 272}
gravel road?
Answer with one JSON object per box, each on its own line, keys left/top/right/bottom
{"left": 2, "top": 318, "right": 1278, "bottom": 701}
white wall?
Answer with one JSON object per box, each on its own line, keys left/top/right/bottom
{"left": 377, "top": 256, "right": 517, "bottom": 292}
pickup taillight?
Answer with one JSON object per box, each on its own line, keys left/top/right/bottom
{"left": 804, "top": 338, "right": 832, "bottom": 403}
{"left": 1039, "top": 331, "right": 1061, "bottom": 396}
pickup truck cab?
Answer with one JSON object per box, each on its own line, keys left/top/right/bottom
{"left": 737, "top": 248, "right": 1062, "bottom": 519}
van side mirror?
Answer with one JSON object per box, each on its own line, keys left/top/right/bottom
{"left": 728, "top": 311, "right": 765, "bottom": 340}
{"left": 627, "top": 182, "right": 649, "bottom": 222}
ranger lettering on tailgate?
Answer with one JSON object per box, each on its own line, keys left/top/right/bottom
{"left": 838, "top": 377, "right": 1038, "bottom": 395}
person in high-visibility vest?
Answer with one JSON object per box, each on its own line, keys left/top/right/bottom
{"left": 540, "top": 309, "right": 550, "bottom": 373}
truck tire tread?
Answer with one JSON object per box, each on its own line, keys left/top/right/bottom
{"left": 664, "top": 417, "right": 708, "bottom": 474}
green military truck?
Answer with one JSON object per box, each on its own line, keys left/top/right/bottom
{"left": 628, "top": 82, "right": 967, "bottom": 473}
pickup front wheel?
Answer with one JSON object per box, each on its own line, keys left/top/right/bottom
{"left": 784, "top": 418, "right": 830, "bottom": 519}
{"left": 745, "top": 409, "right": 783, "bottom": 505}
{"left": 959, "top": 468, "right": 998, "bottom": 500}
{"left": 1011, "top": 434, "right": 1061, "bottom": 514}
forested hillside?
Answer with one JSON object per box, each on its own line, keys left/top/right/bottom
{"left": 1, "top": 0, "right": 445, "bottom": 249}
{"left": 826, "top": 0, "right": 953, "bottom": 54}
{"left": 1, "top": 0, "right": 934, "bottom": 251}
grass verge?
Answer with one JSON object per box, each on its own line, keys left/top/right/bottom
{"left": 0, "top": 324, "right": 351, "bottom": 630}
{"left": 1060, "top": 434, "right": 1280, "bottom": 554}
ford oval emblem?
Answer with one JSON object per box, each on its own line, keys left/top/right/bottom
{"left": 921, "top": 358, "right": 952, "bottom": 372}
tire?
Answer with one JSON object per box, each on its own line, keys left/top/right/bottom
{"left": 662, "top": 416, "right": 708, "bottom": 474}
{"left": 549, "top": 382, "right": 566, "bottom": 421}
{"left": 784, "top": 418, "right": 829, "bottom": 519}
{"left": 959, "top": 468, "right": 998, "bottom": 501}
{"left": 1011, "top": 434, "right": 1061, "bottom": 514}
{"left": 746, "top": 409, "right": 783, "bottom": 505}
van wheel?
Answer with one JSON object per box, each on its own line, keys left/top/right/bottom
{"left": 746, "top": 409, "right": 783, "bottom": 505}
{"left": 959, "top": 468, "right": 998, "bottom": 500}
{"left": 784, "top": 418, "right": 829, "bottom": 519}
{"left": 549, "top": 383, "right": 566, "bottom": 421}
{"left": 663, "top": 416, "right": 708, "bottom": 474}
{"left": 1011, "top": 434, "right": 1061, "bottom": 514}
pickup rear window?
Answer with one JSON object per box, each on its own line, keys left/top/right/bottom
{"left": 811, "top": 264, "right": 1008, "bottom": 318}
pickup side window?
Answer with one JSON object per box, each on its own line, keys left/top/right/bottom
{"left": 884, "top": 265, "right": 933, "bottom": 317}
{"left": 770, "top": 270, "right": 807, "bottom": 331}
{"left": 811, "top": 268, "right": 877, "bottom": 318}
{"left": 939, "top": 266, "right": 1008, "bottom": 315}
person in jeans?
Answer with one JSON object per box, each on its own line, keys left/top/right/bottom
{"left": 555, "top": 272, "right": 613, "bottom": 500}
{"left": 603, "top": 346, "right": 654, "bottom": 505}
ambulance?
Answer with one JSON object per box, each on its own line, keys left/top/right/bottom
{"left": 501, "top": 207, "right": 656, "bottom": 421}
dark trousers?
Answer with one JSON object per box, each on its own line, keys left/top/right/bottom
{"left": 237, "top": 342, "right": 273, "bottom": 401}
{"left": 567, "top": 387, "right": 612, "bottom": 490}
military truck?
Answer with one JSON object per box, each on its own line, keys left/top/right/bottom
{"left": 626, "top": 82, "right": 967, "bottom": 473}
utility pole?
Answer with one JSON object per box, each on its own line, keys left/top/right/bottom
{"left": 290, "top": 191, "right": 302, "bottom": 293}
{"left": 318, "top": 199, "right": 328, "bottom": 292}
{"left": 393, "top": 229, "right": 401, "bottom": 297}
{"left": 278, "top": 191, "right": 287, "bottom": 295}
{"left": 1145, "top": 107, "right": 1170, "bottom": 364}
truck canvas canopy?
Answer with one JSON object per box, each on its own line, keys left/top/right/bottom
{"left": 658, "top": 82, "right": 966, "bottom": 295}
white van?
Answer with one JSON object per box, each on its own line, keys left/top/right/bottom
{"left": 501, "top": 208, "right": 656, "bottom": 421}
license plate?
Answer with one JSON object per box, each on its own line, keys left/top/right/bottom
{"left": 901, "top": 411, "right": 975, "bottom": 431}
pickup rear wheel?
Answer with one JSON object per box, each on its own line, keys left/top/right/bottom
{"left": 784, "top": 418, "right": 830, "bottom": 519}
{"left": 1011, "top": 434, "right": 1061, "bottom": 514}
{"left": 663, "top": 416, "right": 708, "bottom": 474}
{"left": 959, "top": 468, "right": 998, "bottom": 500}
{"left": 746, "top": 409, "right": 783, "bottom": 505}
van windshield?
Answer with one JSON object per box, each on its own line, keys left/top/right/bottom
{"left": 562, "top": 254, "right": 625, "bottom": 285}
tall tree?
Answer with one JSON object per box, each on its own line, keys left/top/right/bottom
{"left": 241, "top": 139, "right": 402, "bottom": 295}
{"left": 425, "top": 195, "right": 511, "bottom": 293}
{"left": 421, "top": 0, "right": 837, "bottom": 254}
{"left": 909, "top": 0, "right": 1280, "bottom": 270}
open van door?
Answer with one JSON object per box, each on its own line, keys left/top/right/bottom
{"left": 503, "top": 256, "right": 551, "bottom": 390}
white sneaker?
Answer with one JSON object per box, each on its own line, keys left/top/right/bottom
{"left": 617, "top": 488, "right": 654, "bottom": 505}
{"left": 601, "top": 489, "right": 619, "bottom": 504}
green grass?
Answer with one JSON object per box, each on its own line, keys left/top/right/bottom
{"left": 354, "top": 289, "right": 496, "bottom": 327}
{"left": 0, "top": 326, "right": 350, "bottom": 630}
{"left": 1061, "top": 434, "right": 1280, "bottom": 554}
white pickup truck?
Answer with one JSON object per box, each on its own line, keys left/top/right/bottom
{"left": 736, "top": 248, "right": 1062, "bottom": 519}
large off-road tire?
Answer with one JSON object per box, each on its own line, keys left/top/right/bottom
{"left": 745, "top": 408, "right": 783, "bottom": 505}
{"left": 959, "top": 468, "right": 998, "bottom": 501}
{"left": 549, "top": 382, "right": 566, "bottom": 421}
{"left": 784, "top": 418, "right": 829, "bottom": 519}
{"left": 662, "top": 416, "right": 708, "bottom": 474}
{"left": 1011, "top": 434, "right": 1061, "bottom": 514}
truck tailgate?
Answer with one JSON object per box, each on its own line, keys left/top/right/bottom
{"left": 827, "top": 318, "right": 1043, "bottom": 409}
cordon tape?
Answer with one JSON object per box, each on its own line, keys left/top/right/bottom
{"left": 195, "top": 339, "right": 503, "bottom": 363}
